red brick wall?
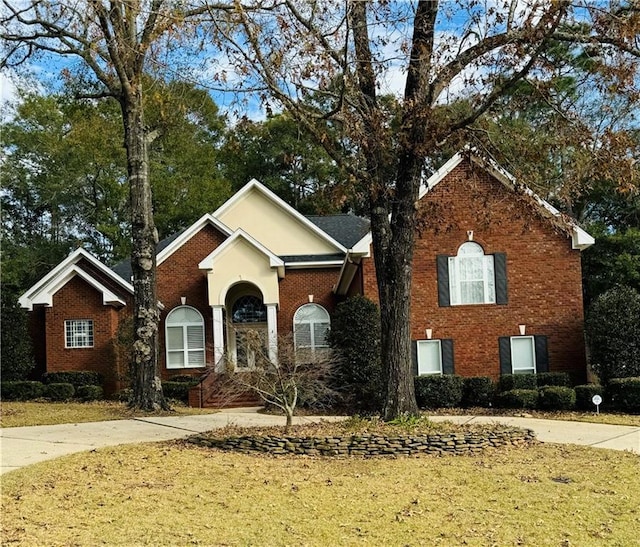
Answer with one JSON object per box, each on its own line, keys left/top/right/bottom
{"left": 46, "top": 275, "right": 121, "bottom": 393}
{"left": 157, "top": 224, "right": 227, "bottom": 379}
{"left": 277, "top": 268, "right": 341, "bottom": 337}
{"left": 360, "top": 159, "right": 587, "bottom": 382}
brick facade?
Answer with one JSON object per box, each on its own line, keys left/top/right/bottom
{"left": 24, "top": 159, "right": 590, "bottom": 395}
{"left": 358, "top": 160, "right": 587, "bottom": 382}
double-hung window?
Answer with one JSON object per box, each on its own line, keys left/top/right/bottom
{"left": 166, "top": 306, "right": 206, "bottom": 368}
{"left": 449, "top": 242, "right": 495, "bottom": 305}
{"left": 65, "top": 320, "right": 94, "bottom": 348}
{"left": 293, "top": 304, "right": 330, "bottom": 358}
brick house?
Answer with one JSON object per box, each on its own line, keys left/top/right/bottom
{"left": 20, "top": 151, "right": 594, "bottom": 402}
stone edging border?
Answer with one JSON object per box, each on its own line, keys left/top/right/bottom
{"left": 188, "top": 428, "right": 537, "bottom": 457}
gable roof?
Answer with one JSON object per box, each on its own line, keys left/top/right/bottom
{"left": 419, "top": 151, "right": 594, "bottom": 250}
{"left": 20, "top": 248, "right": 133, "bottom": 311}
{"left": 214, "top": 179, "right": 348, "bottom": 254}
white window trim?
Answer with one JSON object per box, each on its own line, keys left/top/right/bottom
{"left": 510, "top": 335, "right": 536, "bottom": 374}
{"left": 293, "top": 304, "right": 330, "bottom": 356}
{"left": 448, "top": 242, "right": 496, "bottom": 305}
{"left": 416, "top": 339, "right": 443, "bottom": 375}
{"left": 165, "top": 306, "right": 206, "bottom": 369}
{"left": 65, "top": 319, "right": 94, "bottom": 349}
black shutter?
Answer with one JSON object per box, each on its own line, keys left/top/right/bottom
{"left": 411, "top": 340, "right": 418, "bottom": 376}
{"left": 494, "top": 253, "right": 508, "bottom": 305}
{"left": 437, "top": 255, "right": 450, "bottom": 307}
{"left": 441, "top": 339, "right": 454, "bottom": 374}
{"left": 534, "top": 335, "right": 549, "bottom": 373}
{"left": 499, "top": 336, "right": 512, "bottom": 375}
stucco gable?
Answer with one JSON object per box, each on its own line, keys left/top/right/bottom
{"left": 19, "top": 248, "right": 133, "bottom": 311}
{"left": 214, "top": 179, "right": 347, "bottom": 256}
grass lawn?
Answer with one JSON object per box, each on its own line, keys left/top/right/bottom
{"left": 0, "top": 401, "right": 218, "bottom": 428}
{"left": 2, "top": 441, "right": 639, "bottom": 546}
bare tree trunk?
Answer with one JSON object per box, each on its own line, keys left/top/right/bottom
{"left": 122, "top": 86, "right": 167, "bottom": 411}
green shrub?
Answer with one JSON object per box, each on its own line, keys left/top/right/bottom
{"left": 606, "top": 377, "right": 640, "bottom": 413}
{"left": 462, "top": 376, "right": 495, "bottom": 408}
{"left": 328, "top": 296, "right": 383, "bottom": 412}
{"left": 498, "top": 374, "right": 537, "bottom": 392}
{"left": 574, "top": 384, "right": 604, "bottom": 410}
{"left": 495, "top": 389, "right": 539, "bottom": 409}
{"left": 538, "top": 386, "right": 576, "bottom": 410}
{"left": 162, "top": 381, "right": 196, "bottom": 403}
{"left": 113, "top": 388, "right": 132, "bottom": 403}
{"left": 415, "top": 375, "right": 464, "bottom": 409}
{"left": 44, "top": 383, "right": 75, "bottom": 401}
{"left": 0, "top": 289, "right": 35, "bottom": 381}
{"left": 536, "top": 372, "right": 571, "bottom": 387}
{"left": 586, "top": 286, "right": 640, "bottom": 384}
{"left": 43, "top": 371, "right": 104, "bottom": 388}
{"left": 76, "top": 385, "right": 104, "bottom": 401}
{"left": 1, "top": 381, "right": 45, "bottom": 401}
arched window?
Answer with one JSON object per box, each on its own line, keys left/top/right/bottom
{"left": 448, "top": 242, "right": 496, "bottom": 305}
{"left": 165, "top": 306, "right": 205, "bottom": 369}
{"left": 231, "top": 295, "right": 267, "bottom": 324}
{"left": 293, "top": 304, "right": 330, "bottom": 356}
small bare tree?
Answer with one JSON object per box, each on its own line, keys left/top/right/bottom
{"left": 215, "top": 331, "right": 338, "bottom": 432}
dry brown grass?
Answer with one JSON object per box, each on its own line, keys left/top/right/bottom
{"left": 2, "top": 441, "right": 638, "bottom": 546}
{"left": 0, "top": 401, "right": 217, "bottom": 428}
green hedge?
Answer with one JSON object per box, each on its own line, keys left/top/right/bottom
{"left": 536, "top": 372, "right": 571, "bottom": 387}
{"left": 162, "top": 381, "right": 197, "bottom": 403}
{"left": 461, "top": 376, "right": 495, "bottom": 408}
{"left": 167, "top": 375, "right": 200, "bottom": 383}
{"left": 42, "top": 371, "right": 104, "bottom": 388}
{"left": 1, "top": 381, "right": 45, "bottom": 401}
{"left": 415, "top": 375, "right": 463, "bottom": 409}
{"left": 574, "top": 384, "right": 604, "bottom": 410}
{"left": 606, "top": 377, "right": 640, "bottom": 413}
{"left": 44, "top": 383, "right": 75, "bottom": 401}
{"left": 495, "top": 389, "right": 539, "bottom": 409}
{"left": 76, "top": 385, "right": 104, "bottom": 401}
{"left": 538, "top": 386, "right": 576, "bottom": 410}
{"left": 498, "top": 374, "right": 537, "bottom": 392}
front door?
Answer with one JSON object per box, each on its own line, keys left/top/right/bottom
{"left": 233, "top": 325, "right": 268, "bottom": 369}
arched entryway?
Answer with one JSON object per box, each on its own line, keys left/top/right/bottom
{"left": 225, "top": 283, "right": 269, "bottom": 369}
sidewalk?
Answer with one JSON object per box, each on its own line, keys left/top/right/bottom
{"left": 1, "top": 410, "right": 638, "bottom": 474}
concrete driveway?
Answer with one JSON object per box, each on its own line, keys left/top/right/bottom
{"left": 1, "top": 410, "right": 638, "bottom": 475}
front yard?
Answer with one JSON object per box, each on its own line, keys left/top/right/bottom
{"left": 2, "top": 440, "right": 639, "bottom": 546}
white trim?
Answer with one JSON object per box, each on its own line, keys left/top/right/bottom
{"left": 165, "top": 305, "right": 206, "bottom": 369}
{"left": 212, "top": 305, "right": 225, "bottom": 371}
{"left": 19, "top": 248, "right": 132, "bottom": 310}
{"left": 214, "top": 179, "right": 348, "bottom": 253}
{"left": 418, "top": 151, "right": 594, "bottom": 251}
{"left": 157, "top": 214, "right": 233, "bottom": 266}
{"left": 510, "top": 335, "right": 537, "bottom": 374}
{"left": 198, "top": 228, "right": 285, "bottom": 276}
{"left": 267, "top": 304, "right": 278, "bottom": 363}
{"left": 350, "top": 232, "right": 372, "bottom": 255}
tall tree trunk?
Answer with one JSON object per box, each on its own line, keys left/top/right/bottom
{"left": 122, "top": 86, "right": 167, "bottom": 411}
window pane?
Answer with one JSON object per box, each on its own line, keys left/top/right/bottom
{"left": 460, "top": 281, "right": 484, "bottom": 304}
{"left": 295, "top": 323, "right": 312, "bottom": 348}
{"left": 188, "top": 350, "right": 205, "bottom": 367}
{"left": 294, "top": 303, "right": 329, "bottom": 322}
{"left": 313, "top": 323, "right": 330, "bottom": 347}
{"left": 167, "top": 307, "right": 202, "bottom": 325}
{"left": 167, "top": 351, "right": 185, "bottom": 367}
{"left": 511, "top": 337, "right": 535, "bottom": 373}
{"left": 167, "top": 327, "right": 184, "bottom": 351}
{"left": 186, "top": 326, "right": 204, "bottom": 350}
{"left": 417, "top": 341, "right": 442, "bottom": 375}
{"left": 65, "top": 320, "right": 94, "bottom": 348}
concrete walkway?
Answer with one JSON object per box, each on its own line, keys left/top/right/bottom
{"left": 1, "top": 410, "right": 638, "bottom": 474}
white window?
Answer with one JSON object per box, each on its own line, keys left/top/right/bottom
{"left": 449, "top": 242, "right": 495, "bottom": 305}
{"left": 511, "top": 336, "right": 536, "bottom": 374}
{"left": 293, "top": 304, "right": 330, "bottom": 356}
{"left": 417, "top": 340, "right": 442, "bottom": 375}
{"left": 165, "top": 306, "right": 205, "bottom": 369}
{"left": 65, "top": 320, "right": 94, "bottom": 348}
